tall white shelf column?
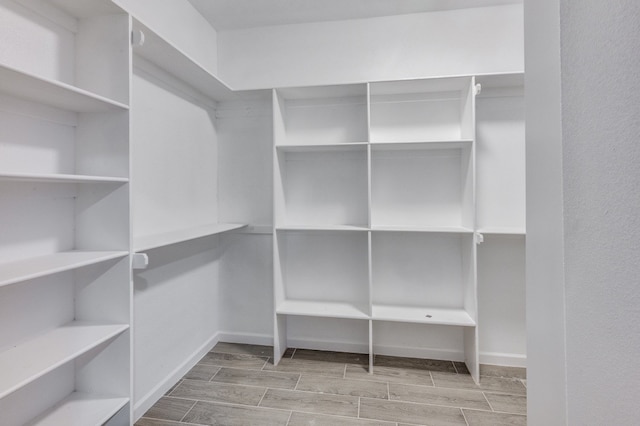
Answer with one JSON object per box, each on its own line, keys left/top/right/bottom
{"left": 0, "top": 0, "right": 132, "bottom": 424}
{"left": 272, "top": 77, "right": 482, "bottom": 381}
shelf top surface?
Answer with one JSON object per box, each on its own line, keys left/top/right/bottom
{"left": 26, "top": 393, "right": 129, "bottom": 426}
{"left": 0, "top": 172, "right": 128, "bottom": 183}
{"left": 134, "top": 223, "right": 247, "bottom": 252}
{"left": 0, "top": 251, "right": 129, "bottom": 288}
{"left": 0, "top": 63, "right": 128, "bottom": 112}
{"left": 132, "top": 18, "right": 238, "bottom": 102}
{"left": 0, "top": 321, "right": 129, "bottom": 399}
{"left": 372, "top": 304, "right": 476, "bottom": 327}
{"left": 277, "top": 300, "right": 369, "bottom": 319}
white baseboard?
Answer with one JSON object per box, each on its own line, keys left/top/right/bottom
{"left": 133, "top": 332, "right": 220, "bottom": 421}
{"left": 479, "top": 351, "right": 527, "bottom": 368}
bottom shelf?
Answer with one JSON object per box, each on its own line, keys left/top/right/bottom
{"left": 26, "top": 392, "right": 128, "bottom": 426}
{"left": 372, "top": 304, "right": 476, "bottom": 327}
{"left": 277, "top": 300, "right": 369, "bottom": 319}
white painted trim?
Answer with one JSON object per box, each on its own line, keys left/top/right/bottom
{"left": 373, "top": 344, "right": 465, "bottom": 362}
{"left": 133, "top": 332, "right": 220, "bottom": 421}
{"left": 479, "top": 351, "right": 527, "bottom": 368}
{"left": 288, "top": 337, "right": 369, "bottom": 355}
{"left": 216, "top": 331, "right": 273, "bottom": 347}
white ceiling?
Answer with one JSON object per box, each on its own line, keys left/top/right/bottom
{"left": 188, "top": 0, "right": 522, "bottom": 31}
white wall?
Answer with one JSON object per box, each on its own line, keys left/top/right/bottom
{"left": 218, "top": 4, "right": 523, "bottom": 89}
{"left": 525, "top": 0, "right": 640, "bottom": 424}
{"left": 114, "top": 0, "right": 218, "bottom": 74}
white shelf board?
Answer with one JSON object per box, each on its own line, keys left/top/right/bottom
{"left": 276, "top": 142, "right": 368, "bottom": 152}
{"left": 26, "top": 392, "right": 128, "bottom": 426}
{"left": 372, "top": 304, "right": 476, "bottom": 327}
{"left": 134, "top": 223, "right": 247, "bottom": 252}
{"left": 132, "top": 19, "right": 236, "bottom": 102}
{"left": 0, "top": 251, "right": 129, "bottom": 288}
{"left": 0, "top": 63, "right": 128, "bottom": 112}
{"left": 477, "top": 227, "right": 526, "bottom": 235}
{"left": 0, "top": 321, "right": 129, "bottom": 399}
{"left": 370, "top": 140, "right": 473, "bottom": 150}
{"left": 0, "top": 172, "right": 128, "bottom": 184}
{"left": 371, "top": 225, "right": 474, "bottom": 234}
{"left": 277, "top": 300, "right": 369, "bottom": 320}
{"left": 276, "top": 225, "right": 369, "bottom": 232}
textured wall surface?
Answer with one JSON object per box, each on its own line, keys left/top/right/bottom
{"left": 526, "top": 0, "right": 640, "bottom": 424}
{"left": 560, "top": 1, "right": 640, "bottom": 424}
{"left": 219, "top": 5, "right": 524, "bottom": 89}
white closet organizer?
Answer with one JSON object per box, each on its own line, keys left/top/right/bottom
{"left": 129, "top": 18, "right": 247, "bottom": 255}
{"left": 0, "top": 0, "right": 131, "bottom": 424}
{"left": 273, "top": 76, "right": 482, "bottom": 381}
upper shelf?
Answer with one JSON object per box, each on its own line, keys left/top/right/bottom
{"left": 132, "top": 19, "right": 237, "bottom": 102}
{"left": 0, "top": 172, "right": 128, "bottom": 184}
{"left": 0, "top": 63, "right": 128, "bottom": 112}
{"left": 134, "top": 223, "right": 247, "bottom": 252}
{"left": 0, "top": 251, "right": 129, "bottom": 288}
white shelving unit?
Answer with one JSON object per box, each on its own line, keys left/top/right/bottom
{"left": 0, "top": 0, "right": 132, "bottom": 424}
{"left": 130, "top": 17, "right": 250, "bottom": 254}
{"left": 273, "top": 77, "right": 481, "bottom": 380}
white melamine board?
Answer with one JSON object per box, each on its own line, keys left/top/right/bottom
{"left": 132, "top": 19, "right": 235, "bottom": 102}
{"left": 0, "top": 172, "right": 128, "bottom": 183}
{"left": 26, "top": 392, "right": 128, "bottom": 426}
{"left": 134, "top": 223, "right": 247, "bottom": 252}
{"left": 275, "top": 84, "right": 367, "bottom": 145}
{"left": 0, "top": 321, "right": 128, "bottom": 399}
{"left": 276, "top": 148, "right": 368, "bottom": 227}
{"left": 0, "top": 64, "right": 128, "bottom": 112}
{"left": 370, "top": 77, "right": 474, "bottom": 143}
{"left": 276, "top": 230, "right": 369, "bottom": 309}
{"left": 371, "top": 146, "right": 473, "bottom": 228}
{"left": 275, "top": 142, "right": 367, "bottom": 151}
{"left": 476, "top": 94, "right": 525, "bottom": 232}
{"left": 370, "top": 140, "right": 472, "bottom": 149}
{"left": 131, "top": 68, "right": 219, "bottom": 239}
{"left": 48, "top": 0, "right": 125, "bottom": 18}
{"left": 276, "top": 225, "right": 368, "bottom": 232}
{"left": 217, "top": 99, "right": 273, "bottom": 226}
{"left": 477, "top": 235, "right": 526, "bottom": 362}
{"left": 276, "top": 300, "right": 369, "bottom": 320}
{"left": 372, "top": 305, "right": 475, "bottom": 327}
{"left": 371, "top": 232, "right": 473, "bottom": 309}
{"left": 0, "top": 251, "right": 128, "bottom": 288}
{"left": 370, "top": 226, "right": 473, "bottom": 234}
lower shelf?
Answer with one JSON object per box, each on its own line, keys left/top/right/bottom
{"left": 372, "top": 304, "right": 476, "bottom": 327}
{"left": 26, "top": 392, "right": 129, "bottom": 426}
{"left": 0, "top": 321, "right": 129, "bottom": 399}
{"left": 277, "top": 300, "right": 369, "bottom": 320}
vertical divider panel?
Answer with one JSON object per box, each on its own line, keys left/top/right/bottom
{"left": 125, "top": 14, "right": 134, "bottom": 423}
{"left": 464, "top": 77, "right": 479, "bottom": 382}
{"left": 366, "top": 83, "right": 374, "bottom": 372}
{"left": 272, "top": 89, "right": 287, "bottom": 363}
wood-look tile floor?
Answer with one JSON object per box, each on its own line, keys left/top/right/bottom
{"left": 136, "top": 342, "right": 527, "bottom": 426}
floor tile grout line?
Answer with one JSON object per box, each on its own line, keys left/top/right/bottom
{"left": 460, "top": 407, "right": 471, "bottom": 426}
{"left": 452, "top": 361, "right": 459, "bottom": 374}
{"left": 178, "top": 399, "right": 198, "bottom": 423}
{"left": 463, "top": 406, "right": 527, "bottom": 417}
{"left": 359, "top": 395, "right": 498, "bottom": 414}
{"left": 343, "top": 363, "right": 347, "bottom": 379}
{"left": 386, "top": 381, "right": 390, "bottom": 400}
{"left": 137, "top": 415, "right": 207, "bottom": 426}
{"left": 293, "top": 372, "right": 302, "bottom": 390}
{"left": 482, "top": 391, "right": 495, "bottom": 412}
{"left": 357, "top": 396, "right": 361, "bottom": 419}
{"left": 285, "top": 410, "right": 293, "bottom": 426}
{"left": 257, "top": 387, "right": 269, "bottom": 407}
